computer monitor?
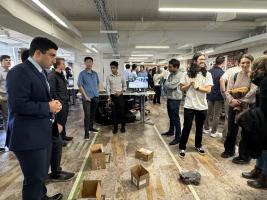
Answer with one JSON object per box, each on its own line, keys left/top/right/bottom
{"left": 128, "top": 76, "right": 148, "bottom": 89}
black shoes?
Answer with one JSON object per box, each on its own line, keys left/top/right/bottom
{"left": 120, "top": 126, "right": 126, "bottom": 133}
{"left": 89, "top": 128, "right": 99, "bottom": 133}
{"left": 169, "top": 139, "right": 179, "bottom": 145}
{"left": 48, "top": 171, "right": 75, "bottom": 182}
{"left": 161, "top": 131, "right": 174, "bottom": 137}
{"left": 0, "top": 147, "right": 5, "bottom": 153}
{"left": 113, "top": 125, "right": 125, "bottom": 134}
{"left": 113, "top": 128, "right": 118, "bottom": 134}
{"left": 42, "top": 193, "right": 63, "bottom": 200}
{"left": 221, "top": 151, "right": 235, "bottom": 158}
{"left": 242, "top": 167, "right": 262, "bottom": 179}
{"left": 232, "top": 156, "right": 251, "bottom": 165}
{"left": 62, "top": 136, "right": 73, "bottom": 141}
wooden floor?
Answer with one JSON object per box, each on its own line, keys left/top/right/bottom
{"left": 0, "top": 99, "right": 267, "bottom": 200}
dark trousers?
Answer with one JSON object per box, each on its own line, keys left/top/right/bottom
{"left": 179, "top": 108, "right": 207, "bottom": 150}
{"left": 224, "top": 107, "right": 250, "bottom": 159}
{"left": 167, "top": 99, "right": 181, "bottom": 141}
{"left": 56, "top": 102, "right": 69, "bottom": 137}
{"left": 111, "top": 95, "right": 125, "bottom": 128}
{"left": 82, "top": 97, "right": 99, "bottom": 136}
{"left": 153, "top": 86, "right": 161, "bottom": 103}
{"left": 50, "top": 135, "right": 62, "bottom": 176}
{"left": 14, "top": 144, "right": 51, "bottom": 200}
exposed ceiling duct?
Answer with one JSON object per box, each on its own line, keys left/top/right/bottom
{"left": 93, "top": 0, "right": 119, "bottom": 56}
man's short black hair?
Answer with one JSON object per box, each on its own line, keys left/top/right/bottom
{"left": 21, "top": 49, "right": 29, "bottom": 62}
{"left": 84, "top": 56, "right": 93, "bottom": 62}
{"left": 110, "top": 61, "right": 119, "bottom": 68}
{"left": 215, "top": 56, "right": 225, "bottom": 65}
{"left": 169, "top": 58, "right": 180, "bottom": 68}
{"left": 29, "top": 37, "right": 58, "bottom": 57}
{"left": 132, "top": 64, "right": 137, "bottom": 70}
{"left": 0, "top": 55, "right": 10, "bottom": 62}
{"left": 53, "top": 57, "right": 65, "bottom": 69}
{"left": 264, "top": 50, "right": 267, "bottom": 55}
{"left": 125, "top": 64, "right": 131, "bottom": 69}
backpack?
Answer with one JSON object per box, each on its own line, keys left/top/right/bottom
{"left": 237, "top": 107, "right": 267, "bottom": 158}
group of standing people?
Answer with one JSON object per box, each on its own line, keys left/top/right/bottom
{"left": 161, "top": 52, "right": 267, "bottom": 189}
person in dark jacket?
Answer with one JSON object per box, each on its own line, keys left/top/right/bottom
{"left": 242, "top": 55, "right": 267, "bottom": 189}
{"left": 48, "top": 58, "right": 73, "bottom": 142}
{"left": 204, "top": 56, "right": 225, "bottom": 138}
{"left": 47, "top": 58, "right": 75, "bottom": 182}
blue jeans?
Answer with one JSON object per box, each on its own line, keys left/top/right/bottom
{"left": 256, "top": 150, "right": 267, "bottom": 176}
{"left": 167, "top": 99, "right": 181, "bottom": 141}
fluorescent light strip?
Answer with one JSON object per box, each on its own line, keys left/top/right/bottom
{"left": 131, "top": 54, "right": 154, "bottom": 57}
{"left": 159, "top": 7, "right": 267, "bottom": 13}
{"left": 135, "top": 46, "right": 170, "bottom": 49}
{"left": 32, "top": 0, "right": 68, "bottom": 28}
{"left": 91, "top": 47, "right": 98, "bottom": 53}
{"left": 100, "top": 30, "right": 118, "bottom": 34}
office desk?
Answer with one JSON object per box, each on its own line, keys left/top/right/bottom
{"left": 99, "top": 91, "right": 155, "bottom": 123}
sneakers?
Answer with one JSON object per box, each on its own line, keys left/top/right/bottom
{"left": 179, "top": 150, "right": 186, "bottom": 158}
{"left": 203, "top": 128, "right": 211, "bottom": 134}
{"left": 89, "top": 128, "right": 99, "bottom": 133}
{"left": 84, "top": 135, "right": 90, "bottom": 141}
{"left": 210, "top": 132, "right": 222, "bottom": 138}
{"left": 196, "top": 147, "right": 206, "bottom": 155}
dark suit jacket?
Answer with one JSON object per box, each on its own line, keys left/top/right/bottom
{"left": 6, "top": 60, "right": 53, "bottom": 151}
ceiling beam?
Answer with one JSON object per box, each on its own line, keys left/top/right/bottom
{"left": 0, "top": 0, "right": 87, "bottom": 52}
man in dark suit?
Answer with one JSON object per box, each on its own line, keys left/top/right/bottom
{"left": 6, "top": 37, "right": 63, "bottom": 200}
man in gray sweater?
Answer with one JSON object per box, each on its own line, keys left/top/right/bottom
{"left": 162, "top": 59, "right": 184, "bottom": 146}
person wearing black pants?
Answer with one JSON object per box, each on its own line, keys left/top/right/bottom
{"left": 111, "top": 95, "right": 125, "bottom": 133}
{"left": 153, "top": 66, "right": 163, "bottom": 104}
{"left": 179, "top": 108, "right": 207, "bottom": 149}
{"left": 161, "top": 59, "right": 183, "bottom": 146}
{"left": 221, "top": 54, "right": 256, "bottom": 164}
{"left": 153, "top": 86, "right": 161, "bottom": 104}
{"left": 223, "top": 107, "right": 250, "bottom": 160}
{"left": 179, "top": 53, "right": 213, "bottom": 158}
{"left": 106, "top": 61, "right": 127, "bottom": 134}
{"left": 48, "top": 58, "right": 73, "bottom": 142}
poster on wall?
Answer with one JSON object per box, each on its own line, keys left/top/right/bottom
{"left": 208, "top": 48, "right": 248, "bottom": 70}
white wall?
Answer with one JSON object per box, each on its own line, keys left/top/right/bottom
{"left": 248, "top": 44, "right": 267, "bottom": 58}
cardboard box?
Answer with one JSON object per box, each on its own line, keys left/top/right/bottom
{"left": 135, "top": 148, "right": 154, "bottom": 161}
{"left": 78, "top": 180, "right": 102, "bottom": 200}
{"left": 130, "top": 164, "right": 149, "bottom": 189}
{"left": 91, "top": 144, "right": 106, "bottom": 170}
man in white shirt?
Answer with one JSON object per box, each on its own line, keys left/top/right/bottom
{"left": 0, "top": 55, "right": 11, "bottom": 152}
